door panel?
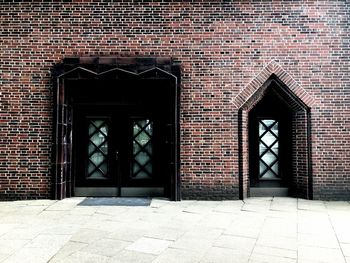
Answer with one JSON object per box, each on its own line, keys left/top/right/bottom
{"left": 73, "top": 105, "right": 164, "bottom": 196}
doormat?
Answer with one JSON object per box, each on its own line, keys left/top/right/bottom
{"left": 78, "top": 197, "right": 151, "bottom": 206}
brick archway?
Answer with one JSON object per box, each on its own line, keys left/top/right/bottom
{"left": 235, "top": 61, "right": 314, "bottom": 199}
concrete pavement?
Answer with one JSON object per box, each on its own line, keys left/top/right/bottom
{"left": 0, "top": 197, "right": 349, "bottom": 263}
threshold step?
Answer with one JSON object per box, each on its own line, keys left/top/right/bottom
{"left": 250, "top": 187, "right": 289, "bottom": 197}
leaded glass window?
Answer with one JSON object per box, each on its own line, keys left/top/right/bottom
{"left": 132, "top": 119, "right": 153, "bottom": 179}
{"left": 259, "top": 119, "right": 280, "bottom": 180}
{"left": 87, "top": 119, "right": 109, "bottom": 179}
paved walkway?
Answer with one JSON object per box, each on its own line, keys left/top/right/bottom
{"left": 0, "top": 197, "right": 349, "bottom": 263}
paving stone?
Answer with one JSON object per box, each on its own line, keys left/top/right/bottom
{"left": 0, "top": 226, "right": 41, "bottom": 240}
{"left": 1, "top": 197, "right": 350, "bottom": 262}
{"left": 0, "top": 239, "right": 29, "bottom": 254}
{"left": 58, "top": 251, "right": 109, "bottom": 263}
{"left": 213, "top": 201, "right": 243, "bottom": 213}
{"left": 234, "top": 212, "right": 266, "bottom": 228}
{"left": 213, "top": 235, "right": 256, "bottom": 253}
{"left": 79, "top": 238, "right": 130, "bottom": 257}
{"left": 108, "top": 249, "right": 156, "bottom": 263}
{"left": 298, "top": 246, "right": 345, "bottom": 263}
{"left": 266, "top": 210, "right": 297, "bottom": 220}
{"left": 260, "top": 218, "right": 297, "bottom": 238}
{"left": 182, "top": 226, "right": 223, "bottom": 240}
{"left": 150, "top": 198, "right": 172, "bottom": 208}
{"left": 298, "top": 233, "right": 340, "bottom": 249}
{"left": 153, "top": 248, "right": 203, "bottom": 263}
{"left": 335, "top": 229, "right": 350, "bottom": 244}
{"left": 182, "top": 204, "right": 215, "bottom": 214}
{"left": 144, "top": 226, "right": 185, "bottom": 241}
{"left": 224, "top": 226, "right": 261, "bottom": 239}
{"left": 200, "top": 246, "right": 250, "bottom": 263}
{"left": 252, "top": 245, "right": 297, "bottom": 259}
{"left": 26, "top": 200, "right": 57, "bottom": 206}
{"left": 4, "top": 247, "right": 58, "bottom": 263}
{"left": 241, "top": 204, "right": 271, "bottom": 213}
{"left": 249, "top": 253, "right": 296, "bottom": 263}
{"left": 107, "top": 227, "right": 146, "bottom": 242}
{"left": 126, "top": 237, "right": 172, "bottom": 255}
{"left": 197, "top": 212, "right": 234, "bottom": 229}
{"left": 0, "top": 253, "right": 9, "bottom": 262}
{"left": 257, "top": 235, "right": 297, "bottom": 250}
{"left": 70, "top": 228, "right": 109, "bottom": 244}
{"left": 82, "top": 219, "right": 125, "bottom": 232}
{"left": 298, "top": 221, "right": 334, "bottom": 236}
{"left": 341, "top": 243, "right": 350, "bottom": 257}
{"left": 173, "top": 211, "right": 204, "bottom": 224}
{"left": 49, "top": 241, "right": 87, "bottom": 263}
{"left": 170, "top": 236, "right": 214, "bottom": 252}
{"left": 0, "top": 223, "right": 21, "bottom": 238}
{"left": 298, "top": 200, "right": 327, "bottom": 212}
{"left": 24, "top": 234, "right": 71, "bottom": 249}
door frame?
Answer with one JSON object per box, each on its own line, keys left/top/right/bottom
{"left": 237, "top": 75, "right": 313, "bottom": 200}
{"left": 52, "top": 57, "right": 181, "bottom": 200}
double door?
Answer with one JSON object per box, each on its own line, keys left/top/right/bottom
{"left": 74, "top": 105, "right": 165, "bottom": 197}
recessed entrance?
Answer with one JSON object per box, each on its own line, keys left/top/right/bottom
{"left": 53, "top": 57, "right": 181, "bottom": 200}
{"left": 249, "top": 89, "right": 292, "bottom": 196}
{"left": 237, "top": 73, "right": 313, "bottom": 200}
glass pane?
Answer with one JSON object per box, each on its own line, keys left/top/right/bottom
{"left": 259, "top": 161, "right": 267, "bottom": 175}
{"left": 88, "top": 163, "right": 95, "bottom": 174}
{"left": 132, "top": 119, "right": 153, "bottom": 179}
{"left": 134, "top": 171, "right": 149, "bottom": 179}
{"left": 259, "top": 144, "right": 267, "bottom": 155}
{"left": 145, "top": 163, "right": 152, "bottom": 173}
{"left": 261, "top": 131, "right": 276, "bottom": 147}
{"left": 262, "top": 119, "right": 275, "bottom": 128}
{"left": 261, "top": 170, "right": 276, "bottom": 180}
{"left": 135, "top": 131, "right": 150, "bottom": 146}
{"left": 259, "top": 122, "right": 265, "bottom": 136}
{"left": 90, "top": 152, "right": 104, "bottom": 166}
{"left": 92, "top": 120, "right": 104, "bottom": 128}
{"left": 133, "top": 162, "right": 141, "bottom": 175}
{"left": 89, "top": 125, "right": 96, "bottom": 137}
{"left": 87, "top": 119, "right": 108, "bottom": 179}
{"left": 271, "top": 142, "right": 279, "bottom": 155}
{"left": 261, "top": 150, "right": 276, "bottom": 166}
{"left": 100, "top": 163, "right": 108, "bottom": 174}
{"left": 271, "top": 122, "right": 278, "bottom": 136}
{"left": 90, "top": 170, "right": 104, "bottom": 179}
{"left": 88, "top": 143, "right": 95, "bottom": 155}
{"left": 133, "top": 142, "right": 141, "bottom": 155}
{"left": 135, "top": 152, "right": 150, "bottom": 166}
{"left": 271, "top": 162, "right": 279, "bottom": 174}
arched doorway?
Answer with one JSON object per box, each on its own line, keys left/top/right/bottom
{"left": 248, "top": 88, "right": 293, "bottom": 196}
{"left": 237, "top": 74, "right": 313, "bottom": 199}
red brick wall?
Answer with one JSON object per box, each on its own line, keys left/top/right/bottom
{"left": 0, "top": 1, "right": 349, "bottom": 200}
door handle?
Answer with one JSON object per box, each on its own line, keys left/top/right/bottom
{"left": 115, "top": 151, "right": 119, "bottom": 161}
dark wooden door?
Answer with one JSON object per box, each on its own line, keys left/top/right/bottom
{"left": 74, "top": 105, "right": 164, "bottom": 196}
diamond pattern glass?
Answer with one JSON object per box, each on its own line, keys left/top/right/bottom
{"left": 132, "top": 119, "right": 153, "bottom": 179}
{"left": 259, "top": 119, "right": 279, "bottom": 180}
{"left": 87, "top": 119, "right": 109, "bottom": 179}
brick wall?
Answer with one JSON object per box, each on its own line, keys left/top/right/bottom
{"left": 0, "top": 1, "right": 349, "bottom": 200}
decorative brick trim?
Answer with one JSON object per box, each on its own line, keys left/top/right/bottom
{"left": 233, "top": 60, "right": 315, "bottom": 110}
